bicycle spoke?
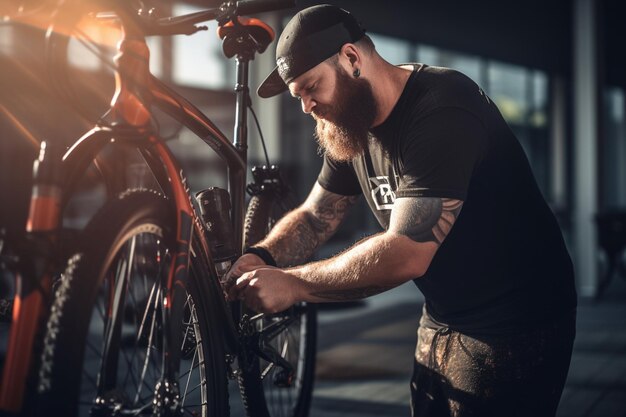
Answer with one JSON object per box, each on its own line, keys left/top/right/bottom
{"left": 261, "top": 333, "right": 290, "bottom": 380}
{"left": 39, "top": 191, "right": 227, "bottom": 416}
{"left": 95, "top": 292, "right": 107, "bottom": 323}
{"left": 80, "top": 372, "right": 99, "bottom": 393}
{"left": 181, "top": 381, "right": 203, "bottom": 397}
{"left": 181, "top": 341, "right": 198, "bottom": 407}
{"left": 258, "top": 315, "right": 296, "bottom": 344}
{"left": 120, "top": 334, "right": 141, "bottom": 394}
{"left": 114, "top": 242, "right": 149, "bottom": 399}
{"left": 123, "top": 279, "right": 158, "bottom": 390}
{"left": 96, "top": 254, "right": 129, "bottom": 396}
{"left": 134, "top": 283, "right": 161, "bottom": 404}
{"left": 85, "top": 338, "right": 102, "bottom": 358}
{"left": 182, "top": 403, "right": 208, "bottom": 416}
{"left": 178, "top": 357, "right": 203, "bottom": 380}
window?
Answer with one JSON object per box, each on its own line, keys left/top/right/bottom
{"left": 56, "top": 14, "right": 163, "bottom": 76}
{"left": 368, "top": 33, "right": 412, "bottom": 64}
{"left": 417, "top": 44, "right": 483, "bottom": 85}
{"left": 0, "top": 25, "right": 13, "bottom": 55}
{"left": 172, "top": 3, "right": 234, "bottom": 89}
{"left": 147, "top": 37, "right": 163, "bottom": 78}
{"left": 530, "top": 71, "right": 548, "bottom": 128}
{"left": 602, "top": 87, "right": 626, "bottom": 208}
{"left": 487, "top": 61, "right": 529, "bottom": 124}
{"left": 67, "top": 23, "right": 113, "bottom": 71}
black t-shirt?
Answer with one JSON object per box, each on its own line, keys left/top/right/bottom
{"left": 317, "top": 64, "right": 577, "bottom": 335}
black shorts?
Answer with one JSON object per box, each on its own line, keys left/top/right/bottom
{"left": 410, "top": 310, "right": 576, "bottom": 417}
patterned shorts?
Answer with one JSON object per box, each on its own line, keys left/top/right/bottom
{"left": 410, "top": 311, "right": 576, "bottom": 417}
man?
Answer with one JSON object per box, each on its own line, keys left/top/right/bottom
{"left": 226, "top": 4, "right": 577, "bottom": 417}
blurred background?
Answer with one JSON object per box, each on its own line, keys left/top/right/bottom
{"left": 1, "top": 0, "right": 625, "bottom": 415}
{"left": 2, "top": 0, "right": 625, "bottom": 298}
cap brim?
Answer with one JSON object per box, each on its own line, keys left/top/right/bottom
{"left": 257, "top": 66, "right": 289, "bottom": 98}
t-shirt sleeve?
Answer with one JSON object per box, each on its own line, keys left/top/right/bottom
{"left": 317, "top": 153, "right": 363, "bottom": 196}
{"left": 397, "top": 107, "right": 487, "bottom": 200}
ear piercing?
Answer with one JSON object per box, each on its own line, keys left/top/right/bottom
{"left": 353, "top": 68, "right": 360, "bottom": 78}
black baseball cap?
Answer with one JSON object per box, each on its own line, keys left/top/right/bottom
{"left": 257, "top": 4, "right": 366, "bottom": 98}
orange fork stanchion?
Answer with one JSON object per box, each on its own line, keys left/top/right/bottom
{"left": 0, "top": 141, "right": 61, "bottom": 412}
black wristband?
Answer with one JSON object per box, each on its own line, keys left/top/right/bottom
{"left": 244, "top": 246, "right": 277, "bottom": 267}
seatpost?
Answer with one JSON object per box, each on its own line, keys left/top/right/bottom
{"left": 231, "top": 53, "right": 252, "bottom": 252}
{"left": 220, "top": 16, "right": 275, "bottom": 251}
{"left": 233, "top": 55, "right": 250, "bottom": 160}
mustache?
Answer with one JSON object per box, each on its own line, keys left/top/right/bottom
{"left": 311, "top": 110, "right": 327, "bottom": 121}
{"left": 311, "top": 103, "right": 335, "bottom": 121}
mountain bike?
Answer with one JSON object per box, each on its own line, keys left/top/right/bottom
{"left": 2, "top": 1, "right": 317, "bottom": 416}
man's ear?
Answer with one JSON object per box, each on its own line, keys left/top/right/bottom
{"left": 340, "top": 43, "right": 361, "bottom": 69}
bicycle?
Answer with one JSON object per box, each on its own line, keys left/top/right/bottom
{"left": 1, "top": 1, "right": 317, "bottom": 416}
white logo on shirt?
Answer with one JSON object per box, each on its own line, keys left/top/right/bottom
{"left": 369, "top": 176, "right": 396, "bottom": 210}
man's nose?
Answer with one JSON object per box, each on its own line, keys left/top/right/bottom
{"left": 301, "top": 96, "right": 316, "bottom": 114}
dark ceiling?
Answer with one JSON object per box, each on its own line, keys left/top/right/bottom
{"left": 198, "top": 0, "right": 625, "bottom": 88}
{"left": 602, "top": 0, "right": 626, "bottom": 89}
{"left": 297, "top": 0, "right": 574, "bottom": 76}
{"left": 295, "top": 0, "right": 625, "bottom": 89}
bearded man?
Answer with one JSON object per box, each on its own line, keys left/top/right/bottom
{"left": 226, "top": 4, "right": 577, "bottom": 417}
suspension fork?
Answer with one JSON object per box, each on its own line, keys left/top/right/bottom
{"left": 0, "top": 141, "right": 64, "bottom": 412}
{"left": 146, "top": 138, "right": 198, "bottom": 402}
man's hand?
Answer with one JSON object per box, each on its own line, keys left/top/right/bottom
{"left": 222, "top": 253, "right": 266, "bottom": 299}
{"left": 230, "top": 268, "right": 304, "bottom": 314}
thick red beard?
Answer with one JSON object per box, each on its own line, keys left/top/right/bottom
{"left": 313, "top": 68, "right": 377, "bottom": 162}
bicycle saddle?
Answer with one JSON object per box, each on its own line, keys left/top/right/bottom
{"left": 218, "top": 17, "right": 275, "bottom": 58}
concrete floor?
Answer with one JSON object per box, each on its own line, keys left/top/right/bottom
{"left": 304, "top": 277, "right": 626, "bottom": 417}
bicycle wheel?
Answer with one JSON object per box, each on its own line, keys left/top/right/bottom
{"left": 237, "top": 192, "right": 317, "bottom": 417}
{"left": 35, "top": 189, "right": 229, "bottom": 416}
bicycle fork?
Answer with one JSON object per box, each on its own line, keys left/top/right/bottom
{"left": 0, "top": 141, "right": 63, "bottom": 413}
{"left": 145, "top": 138, "right": 208, "bottom": 416}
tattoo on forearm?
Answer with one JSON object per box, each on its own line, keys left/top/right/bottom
{"left": 313, "top": 192, "right": 360, "bottom": 225}
{"left": 390, "top": 198, "right": 463, "bottom": 245}
{"left": 263, "top": 188, "right": 359, "bottom": 266}
{"left": 287, "top": 218, "right": 323, "bottom": 262}
{"left": 310, "top": 285, "right": 395, "bottom": 301}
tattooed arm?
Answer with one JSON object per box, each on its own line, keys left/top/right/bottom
{"left": 223, "top": 183, "right": 358, "bottom": 294}
{"left": 223, "top": 182, "right": 356, "bottom": 295}
{"left": 296, "top": 197, "right": 463, "bottom": 301}
{"left": 253, "top": 182, "right": 360, "bottom": 267}
{"left": 231, "top": 197, "right": 463, "bottom": 313}
{"left": 387, "top": 197, "right": 463, "bottom": 244}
